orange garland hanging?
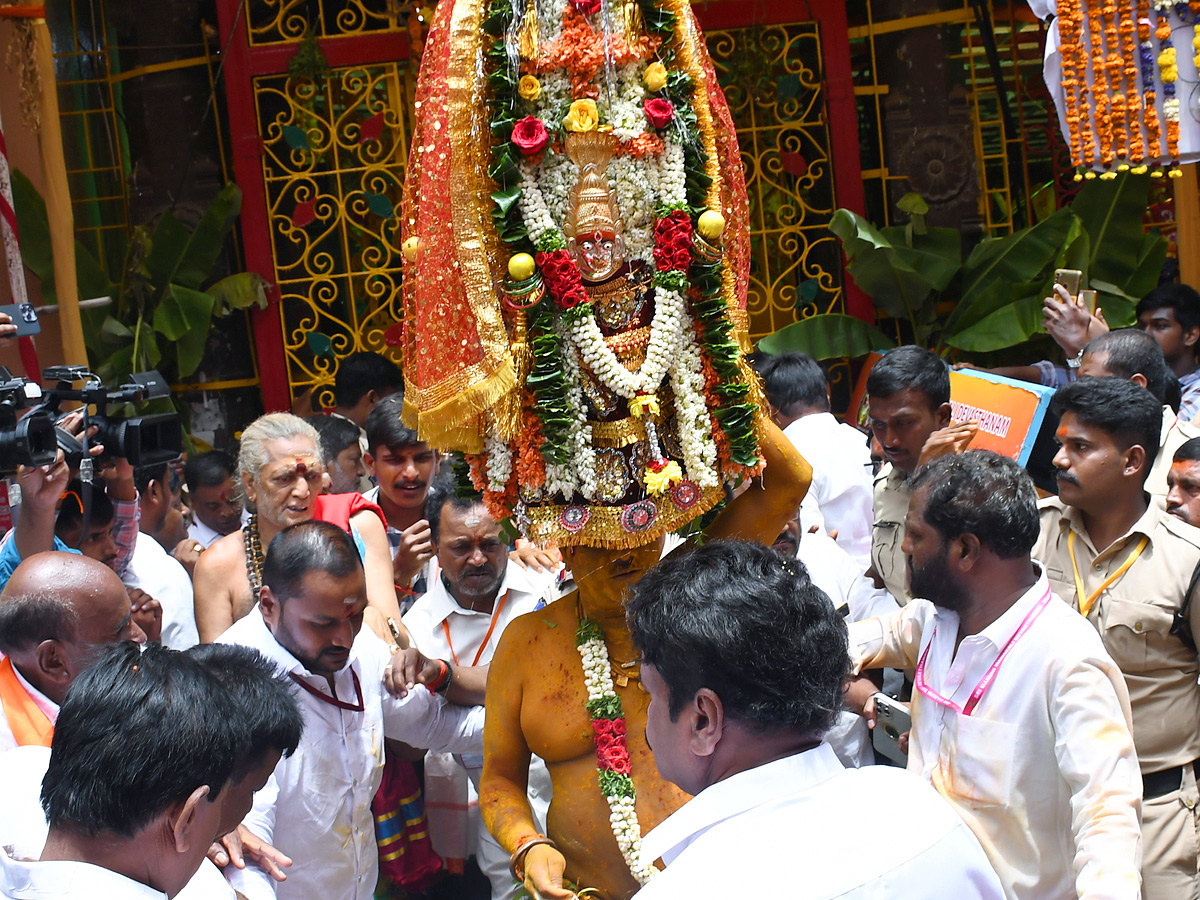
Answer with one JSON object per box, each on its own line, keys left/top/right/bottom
{"left": 1088, "top": 0, "right": 1114, "bottom": 169}
{"left": 1059, "top": 0, "right": 1086, "bottom": 170}
{"left": 1119, "top": 0, "right": 1145, "bottom": 167}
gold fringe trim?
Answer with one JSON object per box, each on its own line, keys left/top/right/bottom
{"left": 493, "top": 311, "right": 530, "bottom": 442}
{"left": 524, "top": 481, "right": 726, "bottom": 549}
{"left": 665, "top": 0, "right": 721, "bottom": 210}
{"left": 403, "top": 361, "right": 515, "bottom": 452}
{"left": 517, "top": 0, "right": 538, "bottom": 60}
{"left": 590, "top": 414, "right": 650, "bottom": 448}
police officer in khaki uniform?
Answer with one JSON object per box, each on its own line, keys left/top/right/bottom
{"left": 866, "top": 348, "right": 974, "bottom": 606}
{"left": 1077, "top": 328, "right": 1193, "bottom": 500}
{"left": 1033, "top": 376, "right": 1200, "bottom": 900}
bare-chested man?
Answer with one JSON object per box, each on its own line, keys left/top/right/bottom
{"left": 480, "top": 422, "right": 810, "bottom": 900}
{"left": 193, "top": 413, "right": 405, "bottom": 644}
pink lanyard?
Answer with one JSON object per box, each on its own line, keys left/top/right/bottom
{"left": 914, "top": 585, "right": 1052, "bottom": 717}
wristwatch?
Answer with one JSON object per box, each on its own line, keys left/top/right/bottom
{"left": 1066, "top": 349, "right": 1084, "bottom": 369}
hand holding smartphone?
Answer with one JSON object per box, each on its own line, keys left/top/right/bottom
{"left": 871, "top": 692, "right": 911, "bottom": 765}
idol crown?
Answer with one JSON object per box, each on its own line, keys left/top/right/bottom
{"left": 564, "top": 131, "right": 623, "bottom": 238}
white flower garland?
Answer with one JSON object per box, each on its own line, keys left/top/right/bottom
{"left": 576, "top": 630, "right": 658, "bottom": 885}
{"left": 608, "top": 154, "right": 657, "bottom": 263}
{"left": 657, "top": 139, "right": 686, "bottom": 207}
{"left": 517, "top": 161, "right": 559, "bottom": 246}
{"left": 557, "top": 320, "right": 599, "bottom": 498}
{"left": 569, "top": 286, "right": 685, "bottom": 400}
{"left": 669, "top": 313, "right": 720, "bottom": 488}
{"left": 484, "top": 432, "right": 514, "bottom": 492}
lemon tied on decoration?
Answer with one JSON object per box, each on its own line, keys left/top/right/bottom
{"left": 402, "top": 236, "right": 423, "bottom": 261}
{"left": 697, "top": 209, "right": 726, "bottom": 240}
{"left": 508, "top": 253, "right": 537, "bottom": 281}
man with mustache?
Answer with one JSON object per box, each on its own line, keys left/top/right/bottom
{"left": 185, "top": 451, "right": 244, "bottom": 549}
{"left": 402, "top": 488, "right": 557, "bottom": 899}
{"left": 1033, "top": 376, "right": 1200, "bottom": 900}
{"left": 866, "top": 347, "right": 976, "bottom": 606}
{"left": 1166, "top": 438, "right": 1200, "bottom": 526}
{"left": 846, "top": 451, "right": 1142, "bottom": 900}
{"left": 216, "top": 521, "right": 484, "bottom": 900}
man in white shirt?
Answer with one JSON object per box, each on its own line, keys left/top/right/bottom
{"left": 0, "top": 552, "right": 145, "bottom": 751}
{"left": 623, "top": 540, "right": 1004, "bottom": 900}
{"left": 125, "top": 461, "right": 199, "bottom": 650}
{"left": 845, "top": 451, "right": 1143, "bottom": 900}
{"left": 757, "top": 352, "right": 874, "bottom": 567}
{"left": 217, "top": 520, "right": 485, "bottom": 900}
{"left": 184, "top": 451, "right": 243, "bottom": 549}
{"left": 1, "top": 641, "right": 280, "bottom": 900}
{"left": 403, "top": 490, "right": 555, "bottom": 899}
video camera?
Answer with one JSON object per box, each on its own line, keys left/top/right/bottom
{"left": 0, "top": 366, "right": 182, "bottom": 476}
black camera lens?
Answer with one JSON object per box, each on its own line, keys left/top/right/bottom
{"left": 0, "top": 410, "right": 57, "bottom": 472}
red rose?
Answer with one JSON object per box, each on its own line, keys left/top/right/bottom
{"left": 536, "top": 250, "right": 588, "bottom": 310}
{"left": 571, "top": 0, "right": 602, "bottom": 13}
{"left": 610, "top": 718, "right": 626, "bottom": 738}
{"left": 511, "top": 116, "right": 550, "bottom": 156}
{"left": 644, "top": 98, "right": 675, "bottom": 129}
{"left": 600, "top": 744, "right": 632, "bottom": 775}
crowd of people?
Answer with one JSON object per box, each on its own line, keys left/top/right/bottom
{"left": 2, "top": 281, "right": 1200, "bottom": 900}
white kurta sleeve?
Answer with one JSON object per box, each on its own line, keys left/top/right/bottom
{"left": 381, "top": 686, "right": 485, "bottom": 753}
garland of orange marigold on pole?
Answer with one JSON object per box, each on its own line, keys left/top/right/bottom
{"left": 1057, "top": 0, "right": 1191, "bottom": 177}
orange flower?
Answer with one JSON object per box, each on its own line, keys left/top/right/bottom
{"left": 617, "top": 132, "right": 666, "bottom": 158}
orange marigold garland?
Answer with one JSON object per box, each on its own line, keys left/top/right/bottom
{"left": 1059, "top": 0, "right": 1086, "bottom": 172}
{"left": 1119, "top": 0, "right": 1145, "bottom": 168}
{"left": 1088, "top": 0, "right": 1114, "bottom": 171}
{"left": 1103, "top": 0, "right": 1126, "bottom": 168}
{"left": 1138, "top": 0, "right": 1163, "bottom": 162}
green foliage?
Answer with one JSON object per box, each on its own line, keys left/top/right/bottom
{"left": 762, "top": 173, "right": 1167, "bottom": 360}
{"left": 13, "top": 171, "right": 267, "bottom": 387}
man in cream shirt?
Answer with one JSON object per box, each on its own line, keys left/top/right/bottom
{"left": 218, "top": 520, "right": 484, "bottom": 900}
{"left": 847, "top": 451, "right": 1142, "bottom": 900}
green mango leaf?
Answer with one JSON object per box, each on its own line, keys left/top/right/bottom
{"left": 491, "top": 185, "right": 522, "bottom": 216}
{"left": 209, "top": 272, "right": 269, "bottom": 317}
{"left": 756, "top": 313, "right": 897, "bottom": 360}
{"left": 944, "top": 294, "right": 1045, "bottom": 352}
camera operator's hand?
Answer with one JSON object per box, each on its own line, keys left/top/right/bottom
{"left": 13, "top": 450, "right": 69, "bottom": 562}
{"left": 128, "top": 588, "right": 163, "bottom": 643}
{"left": 97, "top": 456, "right": 136, "bottom": 501}
{"left": 0, "top": 311, "right": 16, "bottom": 349}
{"left": 57, "top": 410, "right": 107, "bottom": 461}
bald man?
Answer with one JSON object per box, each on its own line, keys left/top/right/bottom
{"left": 0, "top": 552, "right": 146, "bottom": 750}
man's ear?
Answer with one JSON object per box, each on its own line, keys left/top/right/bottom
{"left": 954, "top": 533, "right": 982, "bottom": 571}
{"left": 34, "top": 640, "right": 72, "bottom": 689}
{"left": 364, "top": 389, "right": 380, "bottom": 408}
{"left": 259, "top": 586, "right": 281, "bottom": 627}
{"left": 1184, "top": 326, "right": 1200, "bottom": 351}
{"left": 689, "top": 688, "right": 724, "bottom": 758}
{"left": 363, "top": 451, "right": 376, "bottom": 478}
{"left": 169, "top": 785, "right": 212, "bottom": 853}
{"left": 1123, "top": 444, "right": 1149, "bottom": 480}
{"left": 935, "top": 401, "right": 952, "bottom": 429}
{"left": 1129, "top": 372, "right": 1149, "bottom": 390}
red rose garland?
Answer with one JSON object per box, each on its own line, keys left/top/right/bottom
{"left": 536, "top": 249, "right": 590, "bottom": 310}
{"left": 652, "top": 210, "right": 693, "bottom": 272}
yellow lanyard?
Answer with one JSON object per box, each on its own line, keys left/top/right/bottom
{"left": 1068, "top": 531, "right": 1149, "bottom": 618}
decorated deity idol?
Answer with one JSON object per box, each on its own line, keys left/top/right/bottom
{"left": 400, "top": 0, "right": 811, "bottom": 896}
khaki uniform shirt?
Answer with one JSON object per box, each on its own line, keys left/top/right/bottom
{"left": 1033, "top": 497, "right": 1200, "bottom": 773}
{"left": 872, "top": 464, "right": 912, "bottom": 606}
{"left": 1148, "top": 409, "right": 1200, "bottom": 500}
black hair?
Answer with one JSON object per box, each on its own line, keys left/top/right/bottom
{"left": 426, "top": 484, "right": 487, "bottom": 545}
{"left": 185, "top": 450, "right": 236, "bottom": 492}
{"left": 626, "top": 540, "right": 847, "bottom": 739}
{"left": 55, "top": 478, "right": 114, "bottom": 539}
{"left": 133, "top": 460, "right": 171, "bottom": 496}
{"left": 306, "top": 415, "right": 361, "bottom": 466}
{"left": 1175, "top": 437, "right": 1200, "bottom": 464}
{"left": 759, "top": 352, "right": 829, "bottom": 415}
{"left": 1051, "top": 377, "right": 1163, "bottom": 481}
{"left": 1136, "top": 283, "right": 1200, "bottom": 335}
{"left": 1084, "top": 328, "right": 1170, "bottom": 403}
{"left": 0, "top": 587, "right": 78, "bottom": 654}
{"left": 41, "top": 642, "right": 241, "bottom": 837}
{"left": 866, "top": 346, "right": 950, "bottom": 409}
{"left": 364, "top": 393, "right": 422, "bottom": 455}
{"left": 333, "top": 351, "right": 403, "bottom": 408}
{"left": 909, "top": 450, "right": 1040, "bottom": 559}
{"left": 185, "top": 643, "right": 304, "bottom": 779}
{"left": 262, "top": 520, "right": 364, "bottom": 604}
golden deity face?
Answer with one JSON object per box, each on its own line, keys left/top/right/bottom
{"left": 570, "top": 229, "right": 626, "bottom": 282}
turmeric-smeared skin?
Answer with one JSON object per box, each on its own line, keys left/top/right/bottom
{"left": 480, "top": 418, "right": 811, "bottom": 899}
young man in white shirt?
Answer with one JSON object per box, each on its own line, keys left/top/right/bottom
{"left": 403, "top": 490, "right": 556, "bottom": 899}
{"left": 757, "top": 352, "right": 874, "bottom": 567}
{"left": 184, "top": 451, "right": 243, "bottom": 550}
{"left": 625, "top": 539, "right": 1004, "bottom": 900}
{"left": 217, "top": 520, "right": 485, "bottom": 900}
{"left": 846, "top": 450, "right": 1143, "bottom": 900}
{"left": 0, "top": 641, "right": 280, "bottom": 900}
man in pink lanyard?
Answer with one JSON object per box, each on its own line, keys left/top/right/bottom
{"left": 846, "top": 450, "right": 1142, "bottom": 900}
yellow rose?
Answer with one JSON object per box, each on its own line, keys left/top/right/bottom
{"left": 518, "top": 75, "right": 541, "bottom": 101}
{"left": 563, "top": 99, "right": 599, "bottom": 133}
{"left": 643, "top": 62, "right": 668, "bottom": 92}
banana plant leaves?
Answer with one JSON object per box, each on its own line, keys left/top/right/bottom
{"left": 757, "top": 313, "right": 896, "bottom": 360}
